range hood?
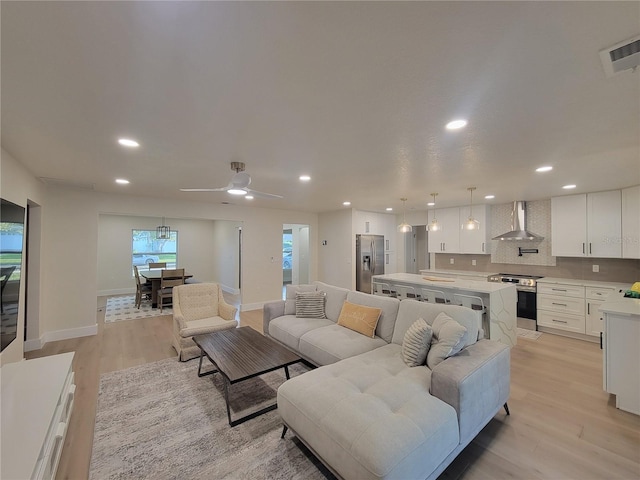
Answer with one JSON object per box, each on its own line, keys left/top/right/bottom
{"left": 492, "top": 201, "right": 544, "bottom": 241}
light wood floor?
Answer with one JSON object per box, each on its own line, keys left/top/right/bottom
{"left": 26, "top": 299, "right": 639, "bottom": 480}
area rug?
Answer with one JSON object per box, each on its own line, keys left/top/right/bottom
{"left": 89, "top": 357, "right": 334, "bottom": 479}
{"left": 104, "top": 295, "right": 172, "bottom": 323}
{"left": 517, "top": 327, "right": 543, "bottom": 340}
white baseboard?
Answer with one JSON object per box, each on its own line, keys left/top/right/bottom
{"left": 24, "top": 324, "right": 98, "bottom": 352}
{"left": 98, "top": 288, "right": 135, "bottom": 297}
{"left": 220, "top": 284, "right": 240, "bottom": 295}
{"left": 240, "top": 301, "right": 264, "bottom": 311}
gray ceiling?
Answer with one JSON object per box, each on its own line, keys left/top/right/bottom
{"left": 2, "top": 1, "right": 639, "bottom": 213}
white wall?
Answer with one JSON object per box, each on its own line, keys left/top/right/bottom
{"left": 211, "top": 220, "right": 242, "bottom": 293}
{"left": 0, "top": 150, "right": 46, "bottom": 364}
{"left": 318, "top": 209, "right": 353, "bottom": 289}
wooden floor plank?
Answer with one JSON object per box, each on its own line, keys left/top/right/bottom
{"left": 24, "top": 297, "right": 640, "bottom": 480}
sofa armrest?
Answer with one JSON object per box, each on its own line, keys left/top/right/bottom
{"left": 218, "top": 301, "right": 237, "bottom": 321}
{"left": 263, "top": 300, "right": 285, "bottom": 336}
{"left": 430, "top": 339, "right": 510, "bottom": 442}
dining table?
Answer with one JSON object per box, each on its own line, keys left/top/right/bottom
{"left": 140, "top": 269, "right": 193, "bottom": 308}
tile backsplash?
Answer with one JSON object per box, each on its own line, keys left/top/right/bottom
{"left": 490, "top": 200, "right": 555, "bottom": 266}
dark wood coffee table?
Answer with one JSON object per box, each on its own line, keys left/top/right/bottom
{"left": 193, "top": 326, "right": 302, "bottom": 427}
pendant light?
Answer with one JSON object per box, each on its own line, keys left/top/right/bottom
{"left": 397, "top": 198, "right": 412, "bottom": 233}
{"left": 157, "top": 217, "right": 171, "bottom": 239}
{"left": 427, "top": 193, "right": 441, "bottom": 232}
{"left": 462, "top": 187, "right": 480, "bottom": 231}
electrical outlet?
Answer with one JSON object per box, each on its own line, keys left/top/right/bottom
{"left": 592, "top": 264, "right": 599, "bottom": 273}
{"left": 450, "top": 258, "right": 454, "bottom": 264}
{"left": 472, "top": 259, "right": 477, "bottom": 266}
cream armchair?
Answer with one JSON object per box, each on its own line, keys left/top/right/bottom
{"left": 171, "top": 283, "right": 238, "bottom": 361}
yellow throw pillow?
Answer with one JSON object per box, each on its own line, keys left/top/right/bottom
{"left": 337, "top": 301, "right": 382, "bottom": 338}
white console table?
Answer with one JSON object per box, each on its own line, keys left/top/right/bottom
{"left": 1, "top": 352, "right": 75, "bottom": 479}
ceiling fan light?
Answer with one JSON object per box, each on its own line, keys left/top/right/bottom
{"left": 228, "top": 188, "right": 247, "bottom": 195}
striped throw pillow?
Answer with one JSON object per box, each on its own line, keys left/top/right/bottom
{"left": 295, "top": 291, "right": 326, "bottom": 319}
{"left": 402, "top": 318, "right": 433, "bottom": 367}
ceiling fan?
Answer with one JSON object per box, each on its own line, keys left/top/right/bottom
{"left": 180, "top": 162, "right": 283, "bottom": 199}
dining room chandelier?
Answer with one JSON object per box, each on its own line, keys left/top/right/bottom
{"left": 427, "top": 193, "right": 441, "bottom": 232}
{"left": 462, "top": 187, "right": 480, "bottom": 231}
{"left": 157, "top": 217, "right": 171, "bottom": 239}
{"left": 397, "top": 198, "right": 412, "bottom": 233}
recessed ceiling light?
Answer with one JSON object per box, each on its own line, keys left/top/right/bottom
{"left": 245, "top": 195, "right": 254, "bottom": 200}
{"left": 115, "top": 178, "right": 130, "bottom": 184}
{"left": 299, "top": 175, "right": 311, "bottom": 182}
{"left": 536, "top": 166, "right": 553, "bottom": 172}
{"left": 427, "top": 202, "right": 435, "bottom": 206}
{"left": 386, "top": 207, "right": 393, "bottom": 211}
{"left": 118, "top": 138, "right": 140, "bottom": 148}
{"left": 445, "top": 119, "right": 467, "bottom": 130}
{"left": 343, "top": 201, "right": 351, "bottom": 206}
{"left": 484, "top": 195, "right": 495, "bottom": 199}
{"left": 228, "top": 189, "right": 247, "bottom": 195}
{"left": 563, "top": 184, "right": 577, "bottom": 189}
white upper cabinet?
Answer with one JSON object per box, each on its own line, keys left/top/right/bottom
{"left": 622, "top": 186, "right": 640, "bottom": 259}
{"left": 587, "top": 190, "right": 622, "bottom": 257}
{"left": 459, "top": 204, "right": 491, "bottom": 254}
{"left": 552, "top": 190, "right": 622, "bottom": 258}
{"left": 551, "top": 194, "right": 587, "bottom": 256}
{"left": 427, "top": 207, "right": 460, "bottom": 253}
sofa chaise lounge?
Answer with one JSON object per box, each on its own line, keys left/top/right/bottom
{"left": 263, "top": 281, "right": 510, "bottom": 480}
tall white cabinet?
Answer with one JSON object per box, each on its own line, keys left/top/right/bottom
{"left": 551, "top": 191, "right": 622, "bottom": 257}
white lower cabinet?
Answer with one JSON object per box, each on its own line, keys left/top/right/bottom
{"left": 585, "top": 286, "right": 615, "bottom": 337}
{"left": 537, "top": 282, "right": 586, "bottom": 334}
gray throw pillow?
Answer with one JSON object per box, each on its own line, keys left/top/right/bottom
{"left": 402, "top": 318, "right": 433, "bottom": 367}
{"left": 295, "top": 291, "right": 326, "bottom": 319}
{"left": 284, "top": 284, "right": 317, "bottom": 315}
{"left": 426, "top": 312, "right": 467, "bottom": 369}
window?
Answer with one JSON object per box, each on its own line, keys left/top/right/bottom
{"left": 132, "top": 229, "right": 178, "bottom": 272}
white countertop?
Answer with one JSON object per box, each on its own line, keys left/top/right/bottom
{"left": 419, "top": 269, "right": 498, "bottom": 278}
{"left": 599, "top": 291, "right": 640, "bottom": 316}
{"left": 373, "top": 273, "right": 516, "bottom": 294}
{"left": 537, "top": 277, "right": 631, "bottom": 290}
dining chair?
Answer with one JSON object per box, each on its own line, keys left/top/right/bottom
{"left": 157, "top": 268, "right": 185, "bottom": 312}
{"left": 133, "top": 266, "right": 153, "bottom": 309}
{"left": 148, "top": 262, "right": 167, "bottom": 269}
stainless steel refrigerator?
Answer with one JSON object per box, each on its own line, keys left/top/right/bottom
{"left": 356, "top": 234, "right": 385, "bottom": 293}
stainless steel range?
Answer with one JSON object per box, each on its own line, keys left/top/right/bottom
{"left": 488, "top": 273, "right": 544, "bottom": 321}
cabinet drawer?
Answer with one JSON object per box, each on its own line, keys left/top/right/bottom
{"left": 585, "top": 286, "right": 615, "bottom": 300}
{"left": 538, "top": 283, "right": 584, "bottom": 298}
{"left": 538, "top": 310, "right": 585, "bottom": 333}
{"left": 538, "top": 294, "right": 585, "bottom": 315}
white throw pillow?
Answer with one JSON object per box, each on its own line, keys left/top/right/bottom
{"left": 426, "top": 312, "right": 467, "bottom": 369}
{"left": 402, "top": 318, "right": 433, "bottom": 367}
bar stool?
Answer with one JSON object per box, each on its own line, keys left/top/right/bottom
{"left": 452, "top": 293, "right": 487, "bottom": 338}
{"left": 420, "top": 288, "right": 450, "bottom": 304}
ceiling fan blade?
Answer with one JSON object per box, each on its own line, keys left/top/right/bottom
{"left": 179, "top": 187, "right": 227, "bottom": 192}
{"left": 246, "top": 189, "right": 283, "bottom": 199}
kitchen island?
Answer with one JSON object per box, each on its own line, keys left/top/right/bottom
{"left": 372, "top": 272, "right": 517, "bottom": 347}
{"left": 600, "top": 293, "right": 640, "bottom": 415}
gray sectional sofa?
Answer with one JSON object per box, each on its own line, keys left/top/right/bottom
{"left": 263, "top": 281, "right": 511, "bottom": 480}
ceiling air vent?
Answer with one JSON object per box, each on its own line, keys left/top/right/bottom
{"left": 600, "top": 35, "right": 640, "bottom": 78}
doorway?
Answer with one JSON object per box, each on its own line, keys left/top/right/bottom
{"left": 404, "top": 226, "right": 429, "bottom": 273}
{"left": 283, "top": 224, "right": 310, "bottom": 292}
